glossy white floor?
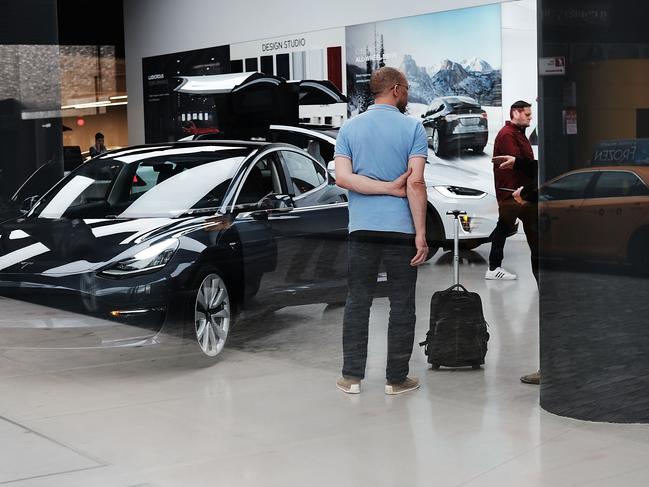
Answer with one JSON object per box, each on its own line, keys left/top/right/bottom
{"left": 1, "top": 237, "right": 648, "bottom": 487}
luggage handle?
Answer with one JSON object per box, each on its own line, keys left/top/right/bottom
{"left": 448, "top": 283, "right": 468, "bottom": 292}
{"left": 446, "top": 210, "right": 467, "bottom": 286}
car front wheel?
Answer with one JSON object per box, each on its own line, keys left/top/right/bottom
{"left": 191, "top": 271, "right": 233, "bottom": 358}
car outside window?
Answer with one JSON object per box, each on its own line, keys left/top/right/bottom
{"left": 280, "top": 151, "right": 326, "bottom": 197}
{"left": 130, "top": 165, "right": 159, "bottom": 198}
{"left": 591, "top": 171, "right": 649, "bottom": 198}
{"left": 540, "top": 172, "right": 594, "bottom": 201}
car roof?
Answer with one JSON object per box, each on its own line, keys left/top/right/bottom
{"left": 97, "top": 140, "right": 302, "bottom": 159}
{"left": 270, "top": 124, "right": 339, "bottom": 141}
{"left": 555, "top": 165, "right": 649, "bottom": 182}
{"left": 437, "top": 96, "right": 478, "bottom": 105}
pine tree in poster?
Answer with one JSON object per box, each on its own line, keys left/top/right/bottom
{"left": 359, "top": 46, "right": 374, "bottom": 113}
{"left": 379, "top": 35, "right": 385, "bottom": 68}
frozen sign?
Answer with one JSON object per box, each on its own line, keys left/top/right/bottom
{"left": 591, "top": 139, "right": 649, "bottom": 166}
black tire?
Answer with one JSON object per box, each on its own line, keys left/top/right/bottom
{"left": 628, "top": 227, "right": 649, "bottom": 275}
{"left": 425, "top": 206, "right": 443, "bottom": 261}
{"left": 431, "top": 363, "right": 441, "bottom": 370}
{"left": 183, "top": 269, "right": 236, "bottom": 361}
{"left": 472, "top": 364, "right": 482, "bottom": 370}
{"left": 472, "top": 146, "right": 486, "bottom": 154}
{"left": 432, "top": 128, "right": 446, "bottom": 157}
{"left": 460, "top": 240, "right": 482, "bottom": 251}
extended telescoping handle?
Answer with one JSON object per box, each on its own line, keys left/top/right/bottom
{"left": 446, "top": 210, "right": 467, "bottom": 286}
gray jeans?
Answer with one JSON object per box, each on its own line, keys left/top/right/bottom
{"left": 342, "top": 231, "right": 418, "bottom": 383}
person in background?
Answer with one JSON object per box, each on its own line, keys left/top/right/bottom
{"left": 485, "top": 100, "right": 537, "bottom": 281}
{"left": 493, "top": 153, "right": 540, "bottom": 385}
{"left": 334, "top": 67, "right": 429, "bottom": 396}
{"left": 89, "top": 132, "right": 107, "bottom": 158}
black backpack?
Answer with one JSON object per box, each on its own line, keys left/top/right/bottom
{"left": 419, "top": 284, "right": 489, "bottom": 369}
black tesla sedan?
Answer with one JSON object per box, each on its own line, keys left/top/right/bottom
{"left": 421, "top": 96, "right": 488, "bottom": 157}
{"left": 0, "top": 141, "right": 355, "bottom": 359}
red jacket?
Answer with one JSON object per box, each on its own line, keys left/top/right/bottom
{"left": 493, "top": 121, "right": 535, "bottom": 203}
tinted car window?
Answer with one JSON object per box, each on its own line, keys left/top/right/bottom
{"left": 237, "top": 156, "right": 282, "bottom": 205}
{"left": 280, "top": 151, "right": 326, "bottom": 196}
{"left": 271, "top": 131, "right": 333, "bottom": 164}
{"left": 540, "top": 172, "right": 594, "bottom": 201}
{"left": 591, "top": 171, "right": 649, "bottom": 198}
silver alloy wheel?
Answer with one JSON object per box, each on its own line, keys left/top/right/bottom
{"left": 194, "top": 273, "right": 231, "bottom": 357}
{"left": 432, "top": 128, "right": 441, "bottom": 154}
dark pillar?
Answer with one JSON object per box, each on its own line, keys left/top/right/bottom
{"left": 539, "top": 0, "right": 649, "bottom": 422}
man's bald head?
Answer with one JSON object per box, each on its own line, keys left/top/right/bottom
{"left": 370, "top": 67, "right": 407, "bottom": 96}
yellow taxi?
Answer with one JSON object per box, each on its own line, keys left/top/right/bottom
{"left": 539, "top": 166, "right": 649, "bottom": 271}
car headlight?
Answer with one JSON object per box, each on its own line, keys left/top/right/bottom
{"left": 99, "top": 238, "right": 179, "bottom": 277}
{"left": 433, "top": 186, "right": 487, "bottom": 199}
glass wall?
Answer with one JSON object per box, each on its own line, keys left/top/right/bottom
{"left": 0, "top": 0, "right": 126, "bottom": 214}
{"left": 538, "top": 0, "right": 649, "bottom": 422}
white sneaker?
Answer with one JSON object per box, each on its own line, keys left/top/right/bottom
{"left": 485, "top": 267, "right": 517, "bottom": 280}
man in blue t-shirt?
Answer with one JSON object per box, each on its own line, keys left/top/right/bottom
{"left": 334, "top": 67, "right": 429, "bottom": 396}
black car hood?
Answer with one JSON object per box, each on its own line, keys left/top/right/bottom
{"left": 0, "top": 215, "right": 224, "bottom": 275}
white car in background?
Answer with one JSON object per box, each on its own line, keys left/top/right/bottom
{"left": 264, "top": 124, "right": 502, "bottom": 254}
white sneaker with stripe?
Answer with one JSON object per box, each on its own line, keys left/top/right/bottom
{"left": 485, "top": 267, "right": 517, "bottom": 280}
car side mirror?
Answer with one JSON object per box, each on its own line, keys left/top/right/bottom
{"left": 257, "top": 194, "right": 295, "bottom": 213}
{"left": 327, "top": 160, "right": 336, "bottom": 177}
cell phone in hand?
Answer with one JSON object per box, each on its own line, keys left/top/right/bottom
{"left": 497, "top": 187, "right": 516, "bottom": 192}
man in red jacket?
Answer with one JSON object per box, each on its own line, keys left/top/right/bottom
{"left": 485, "top": 100, "right": 538, "bottom": 281}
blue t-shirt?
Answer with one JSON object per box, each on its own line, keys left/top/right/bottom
{"left": 334, "top": 104, "right": 428, "bottom": 234}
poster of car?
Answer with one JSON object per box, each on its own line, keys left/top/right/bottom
{"left": 345, "top": 4, "right": 503, "bottom": 157}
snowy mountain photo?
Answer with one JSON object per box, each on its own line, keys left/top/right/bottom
{"left": 345, "top": 4, "right": 502, "bottom": 115}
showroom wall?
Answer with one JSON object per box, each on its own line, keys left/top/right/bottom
{"left": 124, "top": 0, "right": 535, "bottom": 145}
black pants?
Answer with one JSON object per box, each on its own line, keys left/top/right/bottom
{"left": 342, "top": 231, "right": 418, "bottom": 383}
{"left": 489, "top": 200, "right": 539, "bottom": 285}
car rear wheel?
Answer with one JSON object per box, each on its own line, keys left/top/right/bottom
{"left": 432, "top": 128, "right": 445, "bottom": 157}
{"left": 190, "top": 271, "right": 233, "bottom": 358}
{"left": 628, "top": 228, "right": 649, "bottom": 275}
{"left": 471, "top": 146, "right": 486, "bottom": 154}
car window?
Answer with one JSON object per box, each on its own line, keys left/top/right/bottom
{"left": 540, "top": 172, "right": 594, "bottom": 201}
{"left": 236, "top": 155, "right": 283, "bottom": 205}
{"left": 591, "top": 171, "right": 649, "bottom": 198}
{"left": 130, "top": 164, "right": 162, "bottom": 198}
{"left": 279, "top": 150, "right": 326, "bottom": 197}
{"left": 271, "top": 131, "right": 332, "bottom": 164}
{"left": 67, "top": 163, "right": 121, "bottom": 208}
{"left": 33, "top": 147, "right": 249, "bottom": 219}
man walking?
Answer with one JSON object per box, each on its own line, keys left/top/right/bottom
{"left": 485, "top": 100, "right": 537, "bottom": 281}
{"left": 333, "top": 67, "right": 429, "bottom": 395}
{"left": 493, "top": 153, "right": 540, "bottom": 384}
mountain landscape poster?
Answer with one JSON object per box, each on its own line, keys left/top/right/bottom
{"left": 345, "top": 4, "right": 502, "bottom": 119}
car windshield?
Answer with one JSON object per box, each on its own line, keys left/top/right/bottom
{"left": 30, "top": 146, "right": 250, "bottom": 219}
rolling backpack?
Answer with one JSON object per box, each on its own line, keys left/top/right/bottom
{"left": 419, "top": 210, "right": 489, "bottom": 369}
